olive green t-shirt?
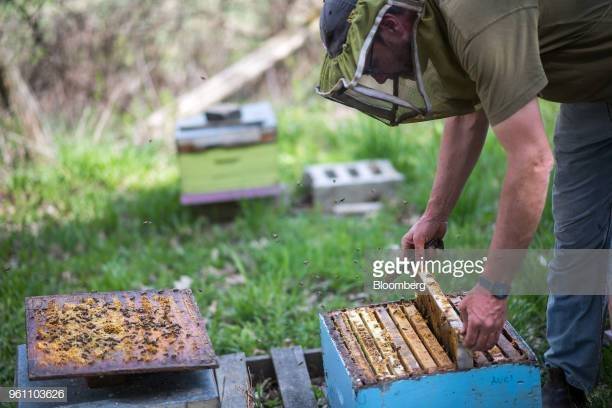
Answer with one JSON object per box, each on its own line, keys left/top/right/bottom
{"left": 429, "top": 0, "right": 612, "bottom": 125}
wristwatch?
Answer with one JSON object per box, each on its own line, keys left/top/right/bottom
{"left": 477, "top": 276, "right": 510, "bottom": 300}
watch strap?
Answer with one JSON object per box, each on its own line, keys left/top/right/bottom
{"left": 478, "top": 276, "right": 510, "bottom": 299}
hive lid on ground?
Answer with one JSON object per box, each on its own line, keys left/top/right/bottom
{"left": 321, "top": 296, "right": 537, "bottom": 388}
{"left": 25, "top": 289, "right": 218, "bottom": 380}
{"left": 176, "top": 101, "right": 277, "bottom": 150}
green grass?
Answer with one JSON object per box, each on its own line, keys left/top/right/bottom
{"left": 1, "top": 100, "right": 610, "bottom": 406}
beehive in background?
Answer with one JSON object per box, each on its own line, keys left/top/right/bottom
{"left": 175, "top": 102, "right": 281, "bottom": 205}
{"left": 320, "top": 297, "right": 542, "bottom": 407}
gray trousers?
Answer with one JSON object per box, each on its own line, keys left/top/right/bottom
{"left": 544, "top": 102, "right": 612, "bottom": 392}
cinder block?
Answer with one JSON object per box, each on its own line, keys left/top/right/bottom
{"left": 303, "top": 160, "right": 404, "bottom": 212}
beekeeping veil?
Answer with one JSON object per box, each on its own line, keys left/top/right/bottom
{"left": 317, "top": 0, "right": 475, "bottom": 126}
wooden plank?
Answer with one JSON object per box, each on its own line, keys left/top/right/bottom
{"left": 359, "top": 309, "right": 406, "bottom": 377}
{"left": 216, "top": 352, "right": 251, "bottom": 408}
{"left": 344, "top": 310, "right": 391, "bottom": 378}
{"left": 387, "top": 303, "right": 437, "bottom": 373}
{"left": 373, "top": 306, "right": 421, "bottom": 374}
{"left": 402, "top": 304, "right": 454, "bottom": 370}
{"left": 331, "top": 314, "right": 376, "bottom": 384}
{"left": 244, "top": 348, "right": 322, "bottom": 384}
{"left": 271, "top": 346, "right": 316, "bottom": 408}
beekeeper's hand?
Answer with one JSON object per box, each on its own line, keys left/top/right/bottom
{"left": 401, "top": 214, "right": 448, "bottom": 250}
{"left": 459, "top": 285, "right": 507, "bottom": 351}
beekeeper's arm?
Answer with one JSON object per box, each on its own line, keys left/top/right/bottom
{"left": 401, "top": 110, "right": 489, "bottom": 249}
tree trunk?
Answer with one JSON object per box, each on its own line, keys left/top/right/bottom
{"left": 0, "top": 50, "right": 55, "bottom": 162}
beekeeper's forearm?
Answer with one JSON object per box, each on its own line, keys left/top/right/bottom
{"left": 425, "top": 111, "right": 489, "bottom": 220}
{"left": 488, "top": 151, "right": 552, "bottom": 251}
{"left": 483, "top": 99, "right": 554, "bottom": 283}
{"left": 489, "top": 100, "right": 553, "bottom": 251}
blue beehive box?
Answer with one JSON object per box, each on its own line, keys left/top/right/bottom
{"left": 320, "top": 297, "right": 542, "bottom": 407}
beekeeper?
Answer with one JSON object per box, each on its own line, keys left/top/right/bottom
{"left": 317, "top": 1, "right": 612, "bottom": 406}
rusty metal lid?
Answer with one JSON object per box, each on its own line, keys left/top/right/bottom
{"left": 25, "top": 289, "right": 218, "bottom": 380}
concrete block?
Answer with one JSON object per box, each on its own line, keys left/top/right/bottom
{"left": 303, "top": 160, "right": 404, "bottom": 212}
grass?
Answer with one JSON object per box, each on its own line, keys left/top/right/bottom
{"left": 1, "top": 100, "right": 610, "bottom": 406}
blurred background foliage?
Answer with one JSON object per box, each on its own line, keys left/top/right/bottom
{"left": 0, "top": 0, "right": 321, "bottom": 169}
